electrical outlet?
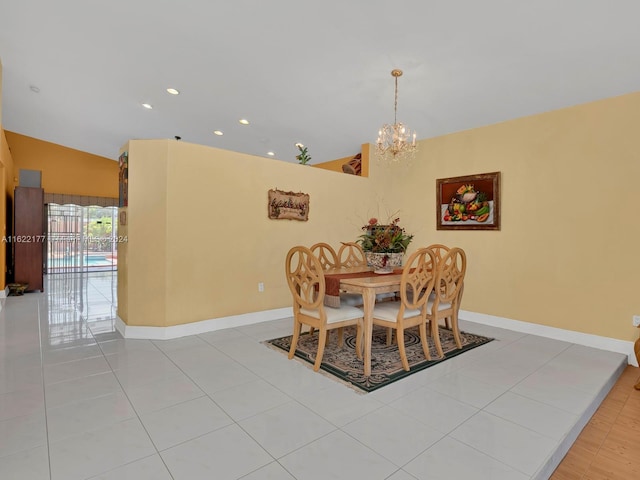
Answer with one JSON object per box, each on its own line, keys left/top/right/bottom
{"left": 258, "top": 282, "right": 264, "bottom": 292}
{"left": 633, "top": 315, "right": 640, "bottom": 327}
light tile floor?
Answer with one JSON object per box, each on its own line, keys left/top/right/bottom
{"left": 0, "top": 272, "right": 628, "bottom": 480}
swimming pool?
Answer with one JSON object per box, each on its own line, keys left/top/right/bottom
{"left": 49, "top": 254, "right": 116, "bottom": 268}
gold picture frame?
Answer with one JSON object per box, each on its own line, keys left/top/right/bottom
{"left": 436, "top": 172, "right": 501, "bottom": 230}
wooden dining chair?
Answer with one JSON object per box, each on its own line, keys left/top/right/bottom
{"left": 425, "top": 243, "right": 451, "bottom": 266}
{"left": 337, "top": 242, "right": 367, "bottom": 268}
{"left": 310, "top": 242, "right": 339, "bottom": 270}
{"left": 371, "top": 248, "right": 437, "bottom": 371}
{"left": 308, "top": 243, "right": 340, "bottom": 338}
{"left": 425, "top": 244, "right": 452, "bottom": 328}
{"left": 425, "top": 244, "right": 464, "bottom": 331}
{"left": 285, "top": 246, "right": 363, "bottom": 371}
{"left": 426, "top": 247, "right": 466, "bottom": 356}
{"left": 335, "top": 242, "right": 368, "bottom": 308}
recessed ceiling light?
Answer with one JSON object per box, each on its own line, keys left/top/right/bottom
{"left": 166, "top": 88, "right": 180, "bottom": 95}
{"left": 213, "top": 130, "right": 224, "bottom": 136}
{"left": 142, "top": 103, "right": 153, "bottom": 109}
{"left": 239, "top": 119, "right": 250, "bottom": 125}
{"left": 267, "top": 151, "right": 275, "bottom": 156}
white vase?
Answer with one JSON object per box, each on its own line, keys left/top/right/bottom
{"left": 364, "top": 252, "right": 403, "bottom": 272}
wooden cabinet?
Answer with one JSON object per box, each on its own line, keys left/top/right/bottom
{"left": 14, "top": 187, "right": 44, "bottom": 292}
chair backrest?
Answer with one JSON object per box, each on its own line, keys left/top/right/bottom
{"left": 337, "top": 242, "right": 367, "bottom": 268}
{"left": 399, "top": 248, "right": 437, "bottom": 311}
{"left": 425, "top": 244, "right": 450, "bottom": 269}
{"left": 285, "top": 246, "right": 325, "bottom": 313}
{"left": 310, "top": 242, "right": 339, "bottom": 270}
{"left": 432, "top": 247, "right": 466, "bottom": 308}
{"left": 426, "top": 244, "right": 464, "bottom": 303}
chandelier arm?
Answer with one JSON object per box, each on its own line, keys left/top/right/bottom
{"left": 394, "top": 75, "right": 398, "bottom": 125}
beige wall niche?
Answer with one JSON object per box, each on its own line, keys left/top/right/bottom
{"left": 313, "top": 144, "right": 370, "bottom": 178}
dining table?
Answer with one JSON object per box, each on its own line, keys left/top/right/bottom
{"left": 323, "top": 266, "right": 403, "bottom": 377}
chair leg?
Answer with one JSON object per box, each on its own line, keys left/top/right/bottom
{"left": 444, "top": 317, "right": 451, "bottom": 329}
{"left": 419, "top": 321, "right": 431, "bottom": 361}
{"left": 337, "top": 327, "right": 344, "bottom": 347}
{"left": 355, "top": 322, "right": 363, "bottom": 360}
{"left": 431, "top": 318, "right": 444, "bottom": 358}
{"left": 386, "top": 327, "right": 393, "bottom": 346}
{"left": 288, "top": 321, "right": 302, "bottom": 359}
{"left": 309, "top": 326, "right": 315, "bottom": 336}
{"left": 397, "top": 328, "right": 410, "bottom": 371}
{"left": 314, "top": 327, "right": 328, "bottom": 371}
{"left": 450, "top": 311, "right": 462, "bottom": 349}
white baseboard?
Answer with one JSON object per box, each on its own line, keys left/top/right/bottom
{"left": 114, "top": 306, "right": 638, "bottom": 366}
{"left": 460, "top": 310, "right": 638, "bottom": 367}
{"left": 115, "top": 307, "right": 293, "bottom": 340}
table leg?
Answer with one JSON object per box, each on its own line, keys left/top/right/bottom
{"left": 362, "top": 289, "right": 376, "bottom": 377}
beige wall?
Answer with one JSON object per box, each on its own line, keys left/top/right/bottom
{"left": 119, "top": 140, "right": 379, "bottom": 327}
{"left": 5, "top": 131, "right": 118, "bottom": 198}
{"left": 120, "top": 91, "right": 640, "bottom": 345}
{"left": 389, "top": 92, "right": 640, "bottom": 343}
{"left": 117, "top": 141, "right": 167, "bottom": 326}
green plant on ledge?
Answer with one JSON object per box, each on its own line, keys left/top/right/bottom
{"left": 356, "top": 216, "right": 413, "bottom": 253}
{"left": 295, "top": 143, "right": 311, "bottom": 165}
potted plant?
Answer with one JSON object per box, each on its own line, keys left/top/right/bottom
{"left": 356, "top": 216, "right": 413, "bottom": 272}
{"left": 295, "top": 143, "right": 311, "bottom": 165}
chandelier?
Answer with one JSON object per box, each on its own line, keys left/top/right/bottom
{"left": 375, "top": 69, "right": 417, "bottom": 164}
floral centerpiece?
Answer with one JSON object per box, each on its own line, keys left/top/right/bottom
{"left": 356, "top": 216, "right": 413, "bottom": 272}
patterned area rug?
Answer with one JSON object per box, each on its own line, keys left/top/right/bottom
{"left": 266, "top": 325, "right": 493, "bottom": 393}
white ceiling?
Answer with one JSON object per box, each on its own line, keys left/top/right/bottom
{"left": 1, "top": 0, "right": 639, "bottom": 164}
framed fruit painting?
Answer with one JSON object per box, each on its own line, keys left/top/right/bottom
{"left": 436, "top": 172, "right": 501, "bottom": 230}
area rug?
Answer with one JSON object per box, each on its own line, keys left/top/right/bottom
{"left": 266, "top": 325, "right": 493, "bottom": 393}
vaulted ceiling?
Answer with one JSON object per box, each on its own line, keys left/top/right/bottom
{"left": 1, "top": 1, "right": 639, "bottom": 164}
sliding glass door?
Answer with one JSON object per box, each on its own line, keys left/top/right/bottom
{"left": 46, "top": 204, "right": 118, "bottom": 273}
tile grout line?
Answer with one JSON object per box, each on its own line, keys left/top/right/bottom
{"left": 93, "top": 335, "right": 177, "bottom": 480}
{"left": 36, "top": 295, "right": 54, "bottom": 480}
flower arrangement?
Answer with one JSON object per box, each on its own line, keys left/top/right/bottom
{"left": 356, "top": 216, "right": 413, "bottom": 253}
{"left": 295, "top": 143, "right": 311, "bottom": 165}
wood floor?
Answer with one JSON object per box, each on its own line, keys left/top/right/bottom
{"left": 551, "top": 365, "right": 640, "bottom": 480}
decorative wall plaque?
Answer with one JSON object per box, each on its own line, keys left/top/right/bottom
{"left": 268, "top": 189, "right": 310, "bottom": 221}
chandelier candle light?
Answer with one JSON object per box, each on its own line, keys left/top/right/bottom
{"left": 376, "top": 69, "right": 417, "bottom": 165}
